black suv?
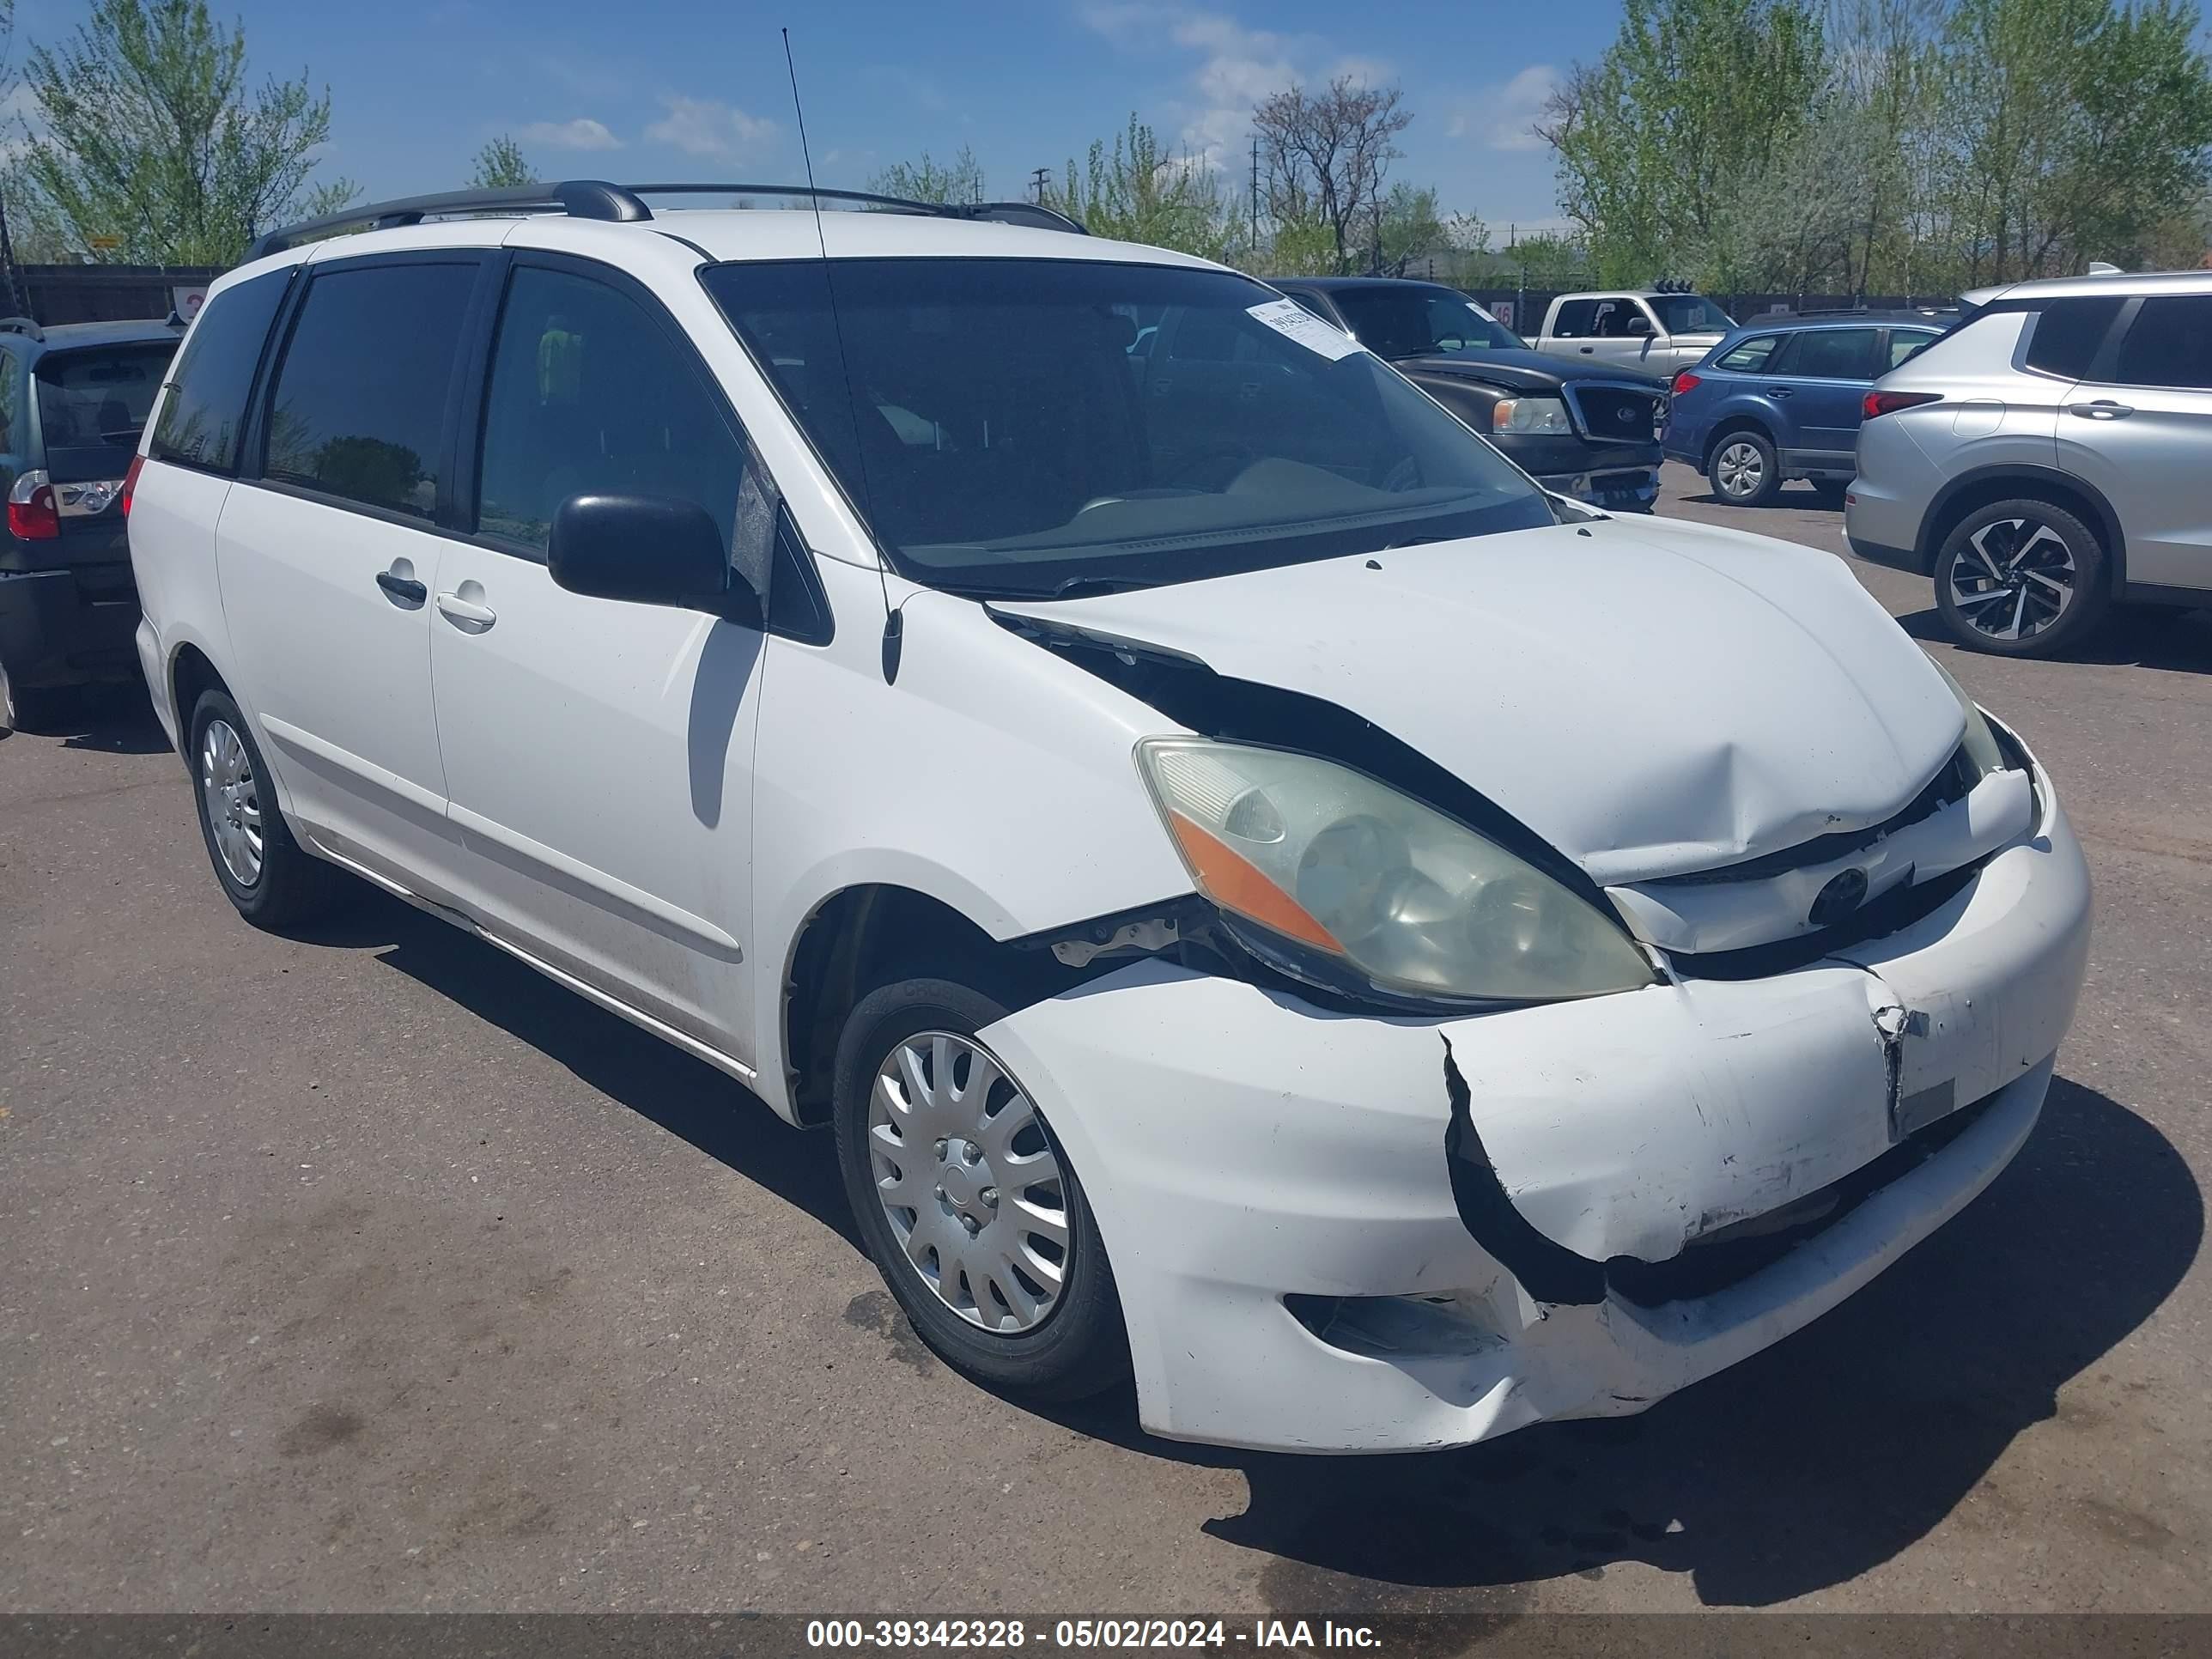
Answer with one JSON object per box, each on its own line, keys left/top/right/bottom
{"left": 0, "top": 316, "right": 183, "bottom": 733}
{"left": 1273, "top": 277, "right": 1666, "bottom": 512}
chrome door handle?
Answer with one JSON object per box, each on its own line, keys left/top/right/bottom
{"left": 435, "top": 592, "right": 496, "bottom": 629}
{"left": 2068, "top": 401, "right": 2135, "bottom": 419}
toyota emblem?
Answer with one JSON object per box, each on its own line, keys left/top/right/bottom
{"left": 1809, "top": 868, "right": 1869, "bottom": 927}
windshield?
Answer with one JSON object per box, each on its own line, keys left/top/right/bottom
{"left": 1650, "top": 295, "right": 1734, "bottom": 335}
{"left": 702, "top": 258, "right": 1551, "bottom": 598}
{"left": 34, "top": 344, "right": 173, "bottom": 448}
{"left": 1325, "top": 287, "right": 1528, "bottom": 358}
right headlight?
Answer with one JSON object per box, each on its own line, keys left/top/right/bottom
{"left": 1492, "top": 395, "right": 1574, "bottom": 435}
{"left": 1135, "top": 738, "right": 1656, "bottom": 1003}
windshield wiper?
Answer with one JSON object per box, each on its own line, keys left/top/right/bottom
{"left": 1048, "top": 574, "right": 1151, "bottom": 599}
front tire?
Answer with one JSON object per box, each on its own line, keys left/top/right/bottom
{"left": 1707, "top": 429, "right": 1780, "bottom": 506}
{"left": 1933, "top": 499, "right": 2110, "bottom": 657}
{"left": 186, "top": 688, "right": 349, "bottom": 930}
{"left": 833, "top": 977, "right": 1128, "bottom": 1401}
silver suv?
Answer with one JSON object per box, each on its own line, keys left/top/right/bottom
{"left": 1845, "top": 270, "right": 2211, "bottom": 656}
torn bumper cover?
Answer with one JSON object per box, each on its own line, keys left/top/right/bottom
{"left": 979, "top": 766, "right": 2088, "bottom": 1454}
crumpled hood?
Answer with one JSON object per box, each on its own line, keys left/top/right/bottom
{"left": 992, "top": 516, "right": 1965, "bottom": 884}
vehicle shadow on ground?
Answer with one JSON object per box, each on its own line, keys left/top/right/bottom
{"left": 313, "top": 886, "right": 862, "bottom": 1250}
{"left": 7, "top": 681, "right": 172, "bottom": 754}
{"left": 1047, "top": 1076, "right": 2200, "bottom": 1609}
{"left": 1896, "top": 605, "right": 2212, "bottom": 672}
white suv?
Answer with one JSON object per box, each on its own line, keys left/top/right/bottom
{"left": 1846, "top": 269, "right": 2212, "bottom": 655}
{"left": 127, "top": 179, "right": 2090, "bottom": 1454}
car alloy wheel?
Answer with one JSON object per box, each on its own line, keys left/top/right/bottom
{"left": 1946, "top": 516, "right": 2075, "bottom": 644}
{"left": 1714, "top": 439, "right": 1765, "bottom": 499}
{"left": 866, "top": 1030, "right": 1070, "bottom": 1334}
{"left": 199, "top": 716, "right": 265, "bottom": 888}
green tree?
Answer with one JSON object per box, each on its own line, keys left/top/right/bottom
{"left": 866, "top": 147, "right": 986, "bottom": 205}
{"left": 1045, "top": 115, "right": 1232, "bottom": 260}
{"left": 469, "top": 134, "right": 532, "bottom": 189}
{"left": 14, "top": 0, "right": 354, "bottom": 264}
{"left": 1538, "top": 0, "right": 1828, "bottom": 285}
{"left": 1502, "top": 229, "right": 1591, "bottom": 289}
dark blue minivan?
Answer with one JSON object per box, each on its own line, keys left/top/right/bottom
{"left": 1661, "top": 312, "right": 1950, "bottom": 506}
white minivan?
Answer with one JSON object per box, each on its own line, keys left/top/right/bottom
{"left": 126, "top": 180, "right": 2090, "bottom": 1455}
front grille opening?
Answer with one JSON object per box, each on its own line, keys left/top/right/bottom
{"left": 1607, "top": 1088, "right": 2000, "bottom": 1308}
{"left": 1668, "top": 861, "right": 1979, "bottom": 981}
{"left": 1573, "top": 386, "right": 1663, "bottom": 435}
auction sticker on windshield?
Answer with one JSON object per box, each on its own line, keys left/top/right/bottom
{"left": 1247, "top": 297, "right": 1363, "bottom": 361}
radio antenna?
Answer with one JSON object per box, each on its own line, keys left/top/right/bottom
{"left": 781, "top": 26, "right": 896, "bottom": 667}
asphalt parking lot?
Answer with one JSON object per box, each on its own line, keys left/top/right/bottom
{"left": 3, "top": 465, "right": 2209, "bottom": 1617}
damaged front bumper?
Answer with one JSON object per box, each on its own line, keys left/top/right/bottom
{"left": 979, "top": 761, "right": 2089, "bottom": 1453}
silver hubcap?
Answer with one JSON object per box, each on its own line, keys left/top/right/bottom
{"left": 868, "top": 1030, "right": 1070, "bottom": 1334}
{"left": 199, "top": 718, "right": 264, "bottom": 887}
{"left": 1948, "top": 518, "right": 2076, "bottom": 641}
{"left": 1715, "top": 441, "right": 1765, "bottom": 497}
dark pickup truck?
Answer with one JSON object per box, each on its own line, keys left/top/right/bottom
{"left": 1273, "top": 276, "right": 1666, "bottom": 513}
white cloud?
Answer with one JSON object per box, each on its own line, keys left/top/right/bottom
{"left": 516, "top": 117, "right": 623, "bottom": 152}
{"left": 1082, "top": 5, "right": 1309, "bottom": 167}
{"left": 644, "top": 95, "right": 776, "bottom": 163}
{"left": 1452, "top": 64, "right": 1559, "bottom": 153}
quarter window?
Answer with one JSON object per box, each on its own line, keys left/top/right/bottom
{"left": 0, "top": 348, "right": 19, "bottom": 452}
{"left": 2021, "top": 296, "right": 2124, "bottom": 380}
{"left": 263, "top": 263, "right": 477, "bottom": 519}
{"left": 2112, "top": 295, "right": 2212, "bottom": 390}
{"left": 1715, "top": 335, "right": 1779, "bottom": 372}
{"left": 1888, "top": 329, "right": 1939, "bottom": 368}
{"left": 476, "top": 264, "right": 744, "bottom": 553}
{"left": 150, "top": 266, "right": 291, "bottom": 475}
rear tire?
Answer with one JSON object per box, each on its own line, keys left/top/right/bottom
{"left": 1933, "top": 499, "right": 2111, "bottom": 658}
{"left": 186, "top": 688, "right": 350, "bottom": 930}
{"left": 833, "top": 976, "right": 1128, "bottom": 1401}
{"left": 1707, "top": 429, "right": 1780, "bottom": 506}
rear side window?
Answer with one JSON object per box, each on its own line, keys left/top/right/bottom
{"left": 263, "top": 262, "right": 477, "bottom": 520}
{"left": 1551, "top": 299, "right": 1597, "bottom": 337}
{"left": 2021, "top": 296, "right": 2124, "bottom": 380}
{"left": 1778, "top": 327, "right": 1879, "bottom": 380}
{"left": 1715, "top": 335, "right": 1779, "bottom": 372}
{"left": 475, "top": 265, "right": 745, "bottom": 553}
{"left": 1888, "top": 329, "right": 1940, "bottom": 368}
{"left": 2112, "top": 295, "right": 2212, "bottom": 390}
{"left": 36, "top": 345, "right": 173, "bottom": 448}
{"left": 150, "top": 268, "right": 290, "bottom": 474}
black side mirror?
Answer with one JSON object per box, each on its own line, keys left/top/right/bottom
{"left": 549, "top": 493, "right": 760, "bottom": 623}
{"left": 1626, "top": 315, "right": 1653, "bottom": 337}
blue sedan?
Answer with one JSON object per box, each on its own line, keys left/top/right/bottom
{"left": 1662, "top": 313, "right": 1950, "bottom": 506}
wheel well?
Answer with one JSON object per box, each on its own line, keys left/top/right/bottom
{"left": 1922, "top": 473, "right": 2119, "bottom": 584}
{"left": 1701, "top": 416, "right": 1771, "bottom": 469}
{"left": 781, "top": 885, "right": 1065, "bottom": 1128}
{"left": 168, "top": 645, "right": 228, "bottom": 756}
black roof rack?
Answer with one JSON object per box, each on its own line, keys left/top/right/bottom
{"left": 245, "top": 179, "right": 1085, "bottom": 263}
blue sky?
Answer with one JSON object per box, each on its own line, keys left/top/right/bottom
{"left": 15, "top": 0, "right": 1622, "bottom": 233}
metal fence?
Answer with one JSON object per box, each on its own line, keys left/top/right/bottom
{"left": 7, "top": 263, "right": 224, "bottom": 326}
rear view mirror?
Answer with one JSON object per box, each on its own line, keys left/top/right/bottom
{"left": 1626, "top": 316, "right": 1654, "bottom": 337}
{"left": 550, "top": 493, "right": 759, "bottom": 623}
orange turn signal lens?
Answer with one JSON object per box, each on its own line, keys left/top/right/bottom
{"left": 1166, "top": 811, "right": 1342, "bottom": 953}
